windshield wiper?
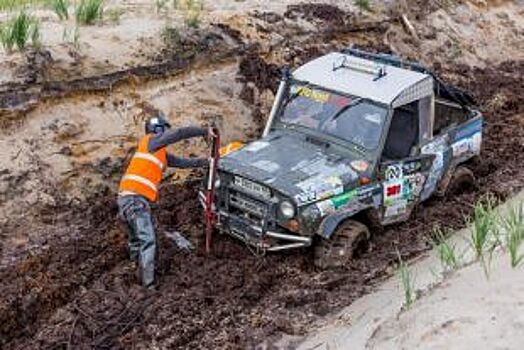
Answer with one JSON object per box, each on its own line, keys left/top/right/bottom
{"left": 328, "top": 98, "right": 363, "bottom": 122}
{"left": 317, "top": 98, "right": 363, "bottom": 130}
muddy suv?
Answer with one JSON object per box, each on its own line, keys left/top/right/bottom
{"left": 211, "top": 49, "right": 482, "bottom": 267}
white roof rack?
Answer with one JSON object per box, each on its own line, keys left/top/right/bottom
{"left": 293, "top": 52, "right": 434, "bottom": 107}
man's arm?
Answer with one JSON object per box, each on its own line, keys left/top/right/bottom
{"left": 148, "top": 126, "right": 207, "bottom": 153}
{"left": 167, "top": 154, "right": 208, "bottom": 168}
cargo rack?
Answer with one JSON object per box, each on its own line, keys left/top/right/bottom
{"left": 342, "top": 48, "right": 477, "bottom": 109}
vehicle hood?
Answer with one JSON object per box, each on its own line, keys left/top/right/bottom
{"left": 219, "top": 131, "right": 364, "bottom": 205}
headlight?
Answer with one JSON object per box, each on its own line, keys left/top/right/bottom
{"left": 214, "top": 176, "right": 221, "bottom": 189}
{"left": 279, "top": 200, "right": 295, "bottom": 219}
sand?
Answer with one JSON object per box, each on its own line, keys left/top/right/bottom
{"left": 293, "top": 191, "right": 524, "bottom": 350}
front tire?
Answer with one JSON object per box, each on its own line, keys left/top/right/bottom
{"left": 314, "top": 219, "right": 371, "bottom": 269}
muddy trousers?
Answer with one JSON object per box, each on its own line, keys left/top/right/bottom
{"left": 117, "top": 195, "right": 156, "bottom": 287}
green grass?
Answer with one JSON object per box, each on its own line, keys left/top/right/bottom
{"left": 432, "top": 227, "right": 461, "bottom": 272}
{"left": 48, "top": 0, "right": 68, "bottom": 20}
{"left": 75, "top": 0, "right": 103, "bottom": 25}
{"left": 0, "top": 0, "right": 45, "bottom": 11}
{"left": 62, "top": 24, "right": 79, "bottom": 48}
{"left": 155, "top": 0, "right": 169, "bottom": 14}
{"left": 397, "top": 251, "right": 415, "bottom": 309}
{"left": 468, "top": 197, "right": 499, "bottom": 278}
{"left": 501, "top": 202, "right": 524, "bottom": 268}
{"left": 0, "top": 11, "right": 40, "bottom": 52}
{"left": 175, "top": 0, "right": 203, "bottom": 28}
{"left": 354, "top": 0, "right": 371, "bottom": 11}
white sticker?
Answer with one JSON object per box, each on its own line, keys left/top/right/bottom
{"left": 364, "top": 113, "right": 382, "bottom": 124}
{"left": 316, "top": 199, "right": 335, "bottom": 216}
{"left": 385, "top": 164, "right": 403, "bottom": 181}
{"left": 244, "top": 141, "right": 269, "bottom": 152}
{"left": 385, "top": 199, "right": 407, "bottom": 217}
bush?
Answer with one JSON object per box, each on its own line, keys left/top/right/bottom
{"left": 75, "top": 0, "right": 103, "bottom": 25}
{"left": 0, "top": 11, "right": 41, "bottom": 52}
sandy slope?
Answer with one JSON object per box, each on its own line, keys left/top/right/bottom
{"left": 293, "top": 191, "right": 524, "bottom": 349}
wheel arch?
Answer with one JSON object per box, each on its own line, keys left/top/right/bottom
{"left": 317, "top": 206, "right": 378, "bottom": 239}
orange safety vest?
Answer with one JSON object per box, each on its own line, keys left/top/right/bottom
{"left": 119, "top": 134, "right": 167, "bottom": 202}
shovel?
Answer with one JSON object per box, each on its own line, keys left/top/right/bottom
{"left": 164, "top": 230, "right": 194, "bottom": 252}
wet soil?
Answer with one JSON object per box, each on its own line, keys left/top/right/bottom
{"left": 284, "top": 3, "right": 350, "bottom": 26}
{"left": 2, "top": 59, "right": 523, "bottom": 349}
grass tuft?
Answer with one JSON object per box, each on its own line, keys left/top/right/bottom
{"left": 432, "top": 226, "right": 461, "bottom": 272}
{"left": 75, "top": 0, "right": 103, "bottom": 26}
{"left": 468, "top": 197, "right": 499, "bottom": 278}
{"left": 0, "top": 11, "right": 41, "bottom": 52}
{"left": 501, "top": 202, "right": 524, "bottom": 268}
{"left": 175, "top": 0, "right": 203, "bottom": 28}
{"left": 62, "top": 25, "right": 79, "bottom": 49}
{"left": 397, "top": 251, "right": 415, "bottom": 309}
{"left": 48, "top": 0, "right": 69, "bottom": 20}
{"left": 354, "top": 0, "right": 371, "bottom": 11}
{"left": 0, "top": 0, "right": 42, "bottom": 11}
{"left": 155, "top": 0, "right": 169, "bottom": 14}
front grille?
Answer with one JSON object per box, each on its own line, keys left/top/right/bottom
{"left": 233, "top": 176, "right": 271, "bottom": 199}
{"left": 229, "top": 192, "right": 266, "bottom": 218}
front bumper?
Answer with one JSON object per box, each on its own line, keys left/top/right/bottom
{"left": 218, "top": 210, "right": 311, "bottom": 252}
{"left": 199, "top": 190, "right": 312, "bottom": 252}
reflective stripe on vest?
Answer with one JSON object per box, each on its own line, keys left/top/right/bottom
{"left": 133, "top": 152, "right": 165, "bottom": 170}
{"left": 119, "top": 134, "right": 167, "bottom": 202}
{"left": 122, "top": 174, "right": 158, "bottom": 193}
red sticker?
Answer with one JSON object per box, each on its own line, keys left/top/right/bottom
{"left": 386, "top": 184, "right": 401, "bottom": 197}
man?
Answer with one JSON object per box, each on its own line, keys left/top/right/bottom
{"left": 118, "top": 114, "right": 210, "bottom": 288}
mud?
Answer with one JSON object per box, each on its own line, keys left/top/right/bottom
{"left": 1, "top": 1, "right": 523, "bottom": 349}
{"left": 284, "top": 3, "right": 349, "bottom": 26}
{"left": 0, "top": 191, "right": 123, "bottom": 345}
{"left": 1, "top": 59, "right": 522, "bottom": 349}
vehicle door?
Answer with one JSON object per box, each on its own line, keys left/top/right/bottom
{"left": 378, "top": 155, "right": 434, "bottom": 225}
{"left": 377, "top": 100, "right": 434, "bottom": 225}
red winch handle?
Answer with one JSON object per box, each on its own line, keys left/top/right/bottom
{"left": 205, "top": 127, "right": 220, "bottom": 254}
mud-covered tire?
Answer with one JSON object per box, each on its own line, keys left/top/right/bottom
{"left": 314, "top": 220, "right": 371, "bottom": 269}
{"left": 446, "top": 166, "right": 476, "bottom": 195}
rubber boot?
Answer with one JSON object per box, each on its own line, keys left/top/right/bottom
{"left": 134, "top": 211, "right": 157, "bottom": 288}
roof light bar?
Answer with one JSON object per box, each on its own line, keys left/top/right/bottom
{"left": 333, "top": 55, "right": 387, "bottom": 80}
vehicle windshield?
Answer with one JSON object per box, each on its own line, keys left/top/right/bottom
{"left": 278, "top": 83, "right": 388, "bottom": 150}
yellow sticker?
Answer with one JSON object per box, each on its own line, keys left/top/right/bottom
{"left": 297, "top": 86, "right": 330, "bottom": 103}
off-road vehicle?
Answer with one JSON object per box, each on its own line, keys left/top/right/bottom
{"left": 208, "top": 48, "right": 482, "bottom": 267}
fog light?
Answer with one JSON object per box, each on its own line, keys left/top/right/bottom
{"left": 286, "top": 219, "right": 300, "bottom": 233}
